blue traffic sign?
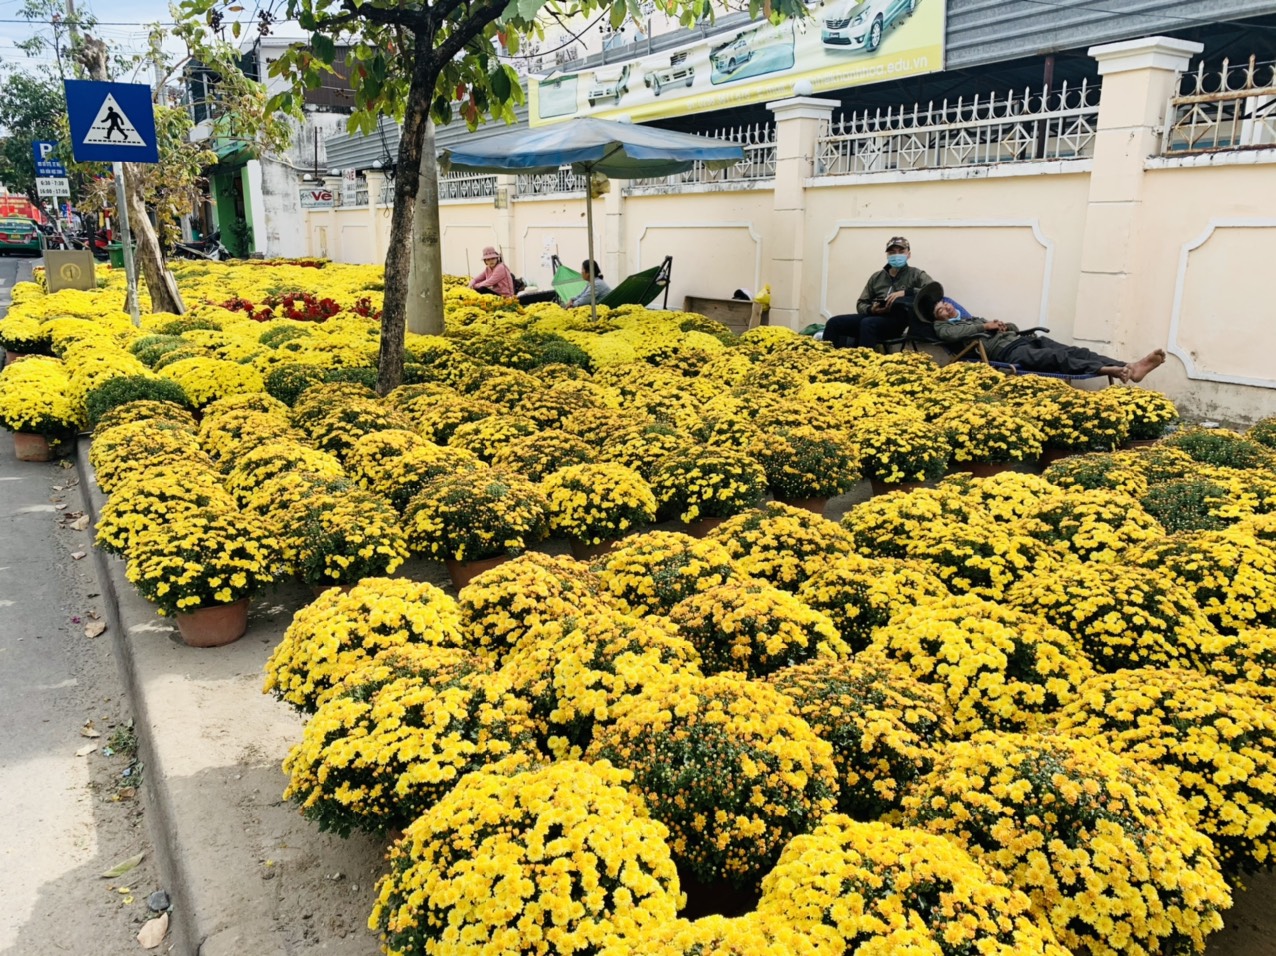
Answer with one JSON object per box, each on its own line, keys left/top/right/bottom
{"left": 33, "top": 141, "right": 68, "bottom": 178}
{"left": 64, "top": 80, "right": 159, "bottom": 164}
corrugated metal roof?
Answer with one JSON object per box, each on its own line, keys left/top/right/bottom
{"left": 325, "top": 1, "right": 1276, "bottom": 170}
{"left": 947, "top": 0, "right": 1276, "bottom": 67}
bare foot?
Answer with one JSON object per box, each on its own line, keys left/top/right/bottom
{"left": 1100, "top": 364, "right": 1131, "bottom": 383}
{"left": 1127, "top": 348, "right": 1166, "bottom": 383}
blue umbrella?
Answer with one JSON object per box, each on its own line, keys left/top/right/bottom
{"left": 440, "top": 117, "right": 744, "bottom": 318}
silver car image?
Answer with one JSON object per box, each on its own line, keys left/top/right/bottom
{"left": 821, "top": 0, "right": 918, "bottom": 53}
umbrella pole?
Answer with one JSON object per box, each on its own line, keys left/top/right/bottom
{"left": 585, "top": 173, "right": 598, "bottom": 322}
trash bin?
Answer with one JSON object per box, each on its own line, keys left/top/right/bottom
{"left": 107, "top": 243, "right": 125, "bottom": 268}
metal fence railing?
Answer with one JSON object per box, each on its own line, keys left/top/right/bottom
{"left": 816, "top": 81, "right": 1100, "bottom": 176}
{"left": 515, "top": 165, "right": 589, "bottom": 196}
{"left": 1162, "top": 56, "right": 1276, "bottom": 155}
{"left": 627, "top": 123, "right": 777, "bottom": 188}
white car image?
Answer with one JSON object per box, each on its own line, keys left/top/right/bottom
{"left": 821, "top": 0, "right": 917, "bottom": 53}
{"left": 643, "top": 51, "right": 696, "bottom": 96}
{"left": 588, "top": 63, "right": 631, "bottom": 107}
{"left": 711, "top": 35, "right": 754, "bottom": 74}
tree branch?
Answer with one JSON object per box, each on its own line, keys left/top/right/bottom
{"left": 430, "top": 0, "right": 509, "bottom": 67}
{"left": 339, "top": 0, "right": 424, "bottom": 29}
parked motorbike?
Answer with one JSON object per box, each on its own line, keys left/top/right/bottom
{"left": 171, "top": 229, "right": 229, "bottom": 261}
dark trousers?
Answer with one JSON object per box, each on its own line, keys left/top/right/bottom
{"left": 824, "top": 308, "right": 910, "bottom": 351}
{"left": 995, "top": 336, "right": 1124, "bottom": 375}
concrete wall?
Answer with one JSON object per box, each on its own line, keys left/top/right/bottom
{"left": 300, "top": 36, "right": 1276, "bottom": 423}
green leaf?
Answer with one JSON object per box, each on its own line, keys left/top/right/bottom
{"left": 100, "top": 852, "right": 145, "bottom": 879}
{"left": 490, "top": 67, "right": 511, "bottom": 102}
{"left": 515, "top": 0, "right": 546, "bottom": 20}
{"left": 311, "top": 33, "right": 336, "bottom": 63}
{"left": 231, "top": 20, "right": 241, "bottom": 38}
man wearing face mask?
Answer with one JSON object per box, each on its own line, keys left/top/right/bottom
{"left": 918, "top": 281, "right": 1166, "bottom": 382}
{"left": 824, "top": 236, "right": 934, "bottom": 351}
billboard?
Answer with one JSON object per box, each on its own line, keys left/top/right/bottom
{"left": 529, "top": 0, "right": 945, "bottom": 127}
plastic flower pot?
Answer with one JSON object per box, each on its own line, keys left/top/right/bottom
{"left": 13, "top": 431, "right": 54, "bottom": 462}
{"left": 4, "top": 350, "right": 23, "bottom": 367}
{"left": 444, "top": 553, "right": 511, "bottom": 590}
{"left": 1038, "top": 447, "right": 1077, "bottom": 469}
{"left": 174, "top": 597, "right": 250, "bottom": 648}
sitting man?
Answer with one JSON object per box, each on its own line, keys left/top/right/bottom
{"left": 825, "top": 236, "right": 933, "bottom": 351}
{"left": 917, "top": 281, "right": 1166, "bottom": 383}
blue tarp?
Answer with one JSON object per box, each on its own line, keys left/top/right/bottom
{"left": 438, "top": 117, "right": 744, "bottom": 178}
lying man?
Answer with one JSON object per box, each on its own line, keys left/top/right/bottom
{"left": 917, "top": 282, "right": 1166, "bottom": 383}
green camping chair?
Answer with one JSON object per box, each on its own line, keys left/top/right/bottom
{"left": 549, "top": 255, "right": 673, "bottom": 309}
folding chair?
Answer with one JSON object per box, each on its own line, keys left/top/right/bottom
{"left": 941, "top": 328, "right": 1116, "bottom": 387}
{"left": 548, "top": 255, "right": 674, "bottom": 309}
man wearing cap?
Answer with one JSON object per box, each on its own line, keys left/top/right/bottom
{"left": 917, "top": 281, "right": 1166, "bottom": 382}
{"left": 824, "top": 236, "right": 934, "bottom": 351}
{"left": 469, "top": 246, "right": 516, "bottom": 297}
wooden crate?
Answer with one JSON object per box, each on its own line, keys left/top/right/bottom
{"left": 682, "top": 295, "right": 768, "bottom": 335}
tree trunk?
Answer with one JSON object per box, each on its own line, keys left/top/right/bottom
{"left": 123, "top": 163, "right": 185, "bottom": 315}
{"left": 377, "top": 48, "right": 436, "bottom": 395}
{"left": 406, "top": 118, "right": 445, "bottom": 336}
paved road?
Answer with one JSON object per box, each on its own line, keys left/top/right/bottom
{"left": 0, "top": 256, "right": 158, "bottom": 954}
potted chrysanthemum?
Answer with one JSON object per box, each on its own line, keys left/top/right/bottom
{"left": 751, "top": 425, "right": 861, "bottom": 514}
{"left": 541, "top": 462, "right": 658, "bottom": 559}
{"left": 0, "top": 355, "right": 84, "bottom": 460}
{"left": 937, "top": 401, "right": 1045, "bottom": 475}
{"left": 850, "top": 413, "right": 951, "bottom": 494}
{"left": 647, "top": 443, "right": 768, "bottom": 534}
{"left": 125, "top": 505, "right": 280, "bottom": 647}
{"left": 403, "top": 468, "right": 550, "bottom": 587}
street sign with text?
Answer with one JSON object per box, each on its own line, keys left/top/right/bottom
{"left": 36, "top": 177, "right": 71, "bottom": 198}
{"left": 33, "top": 141, "right": 68, "bottom": 178}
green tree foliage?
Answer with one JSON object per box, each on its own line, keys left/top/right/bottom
{"left": 0, "top": 69, "right": 67, "bottom": 204}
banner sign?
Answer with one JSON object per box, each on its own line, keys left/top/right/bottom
{"left": 529, "top": 0, "right": 945, "bottom": 127}
{"left": 299, "top": 186, "right": 335, "bottom": 209}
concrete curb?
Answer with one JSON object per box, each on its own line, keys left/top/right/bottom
{"left": 75, "top": 437, "right": 385, "bottom": 955}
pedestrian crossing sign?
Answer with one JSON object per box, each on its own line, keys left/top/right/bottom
{"left": 64, "top": 80, "right": 159, "bottom": 164}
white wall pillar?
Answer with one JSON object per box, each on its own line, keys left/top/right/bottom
{"left": 245, "top": 159, "right": 268, "bottom": 257}
{"left": 1072, "top": 36, "right": 1202, "bottom": 350}
{"left": 766, "top": 96, "right": 839, "bottom": 329}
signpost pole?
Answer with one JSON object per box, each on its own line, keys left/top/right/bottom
{"left": 112, "top": 161, "right": 140, "bottom": 324}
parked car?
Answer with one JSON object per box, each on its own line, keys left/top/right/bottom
{"left": 0, "top": 217, "right": 42, "bottom": 256}
{"left": 643, "top": 52, "right": 696, "bottom": 96}
{"left": 821, "top": 0, "right": 917, "bottom": 53}
{"left": 588, "top": 63, "right": 632, "bottom": 107}
{"left": 711, "top": 35, "right": 754, "bottom": 74}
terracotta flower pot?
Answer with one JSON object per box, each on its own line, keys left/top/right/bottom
{"left": 4, "top": 350, "right": 24, "bottom": 367}
{"left": 951, "top": 461, "right": 1015, "bottom": 478}
{"left": 174, "top": 597, "right": 250, "bottom": 648}
{"left": 776, "top": 496, "right": 830, "bottom": 516}
{"left": 13, "top": 431, "right": 54, "bottom": 462}
{"left": 569, "top": 537, "right": 623, "bottom": 561}
{"left": 444, "top": 553, "right": 510, "bottom": 590}
{"left": 683, "top": 515, "right": 728, "bottom": 538}
{"left": 1125, "top": 438, "right": 1159, "bottom": 449}
{"left": 869, "top": 478, "right": 926, "bottom": 497}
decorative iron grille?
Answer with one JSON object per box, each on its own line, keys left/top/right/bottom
{"left": 439, "top": 172, "right": 500, "bottom": 200}
{"left": 515, "top": 165, "right": 589, "bottom": 196}
{"left": 1162, "top": 56, "right": 1276, "bottom": 154}
{"left": 626, "top": 123, "right": 777, "bottom": 187}
{"left": 817, "top": 81, "right": 1100, "bottom": 175}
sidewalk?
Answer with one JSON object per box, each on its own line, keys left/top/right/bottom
{"left": 76, "top": 439, "right": 386, "bottom": 955}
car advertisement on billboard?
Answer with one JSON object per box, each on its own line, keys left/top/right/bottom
{"left": 528, "top": 0, "right": 945, "bottom": 126}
